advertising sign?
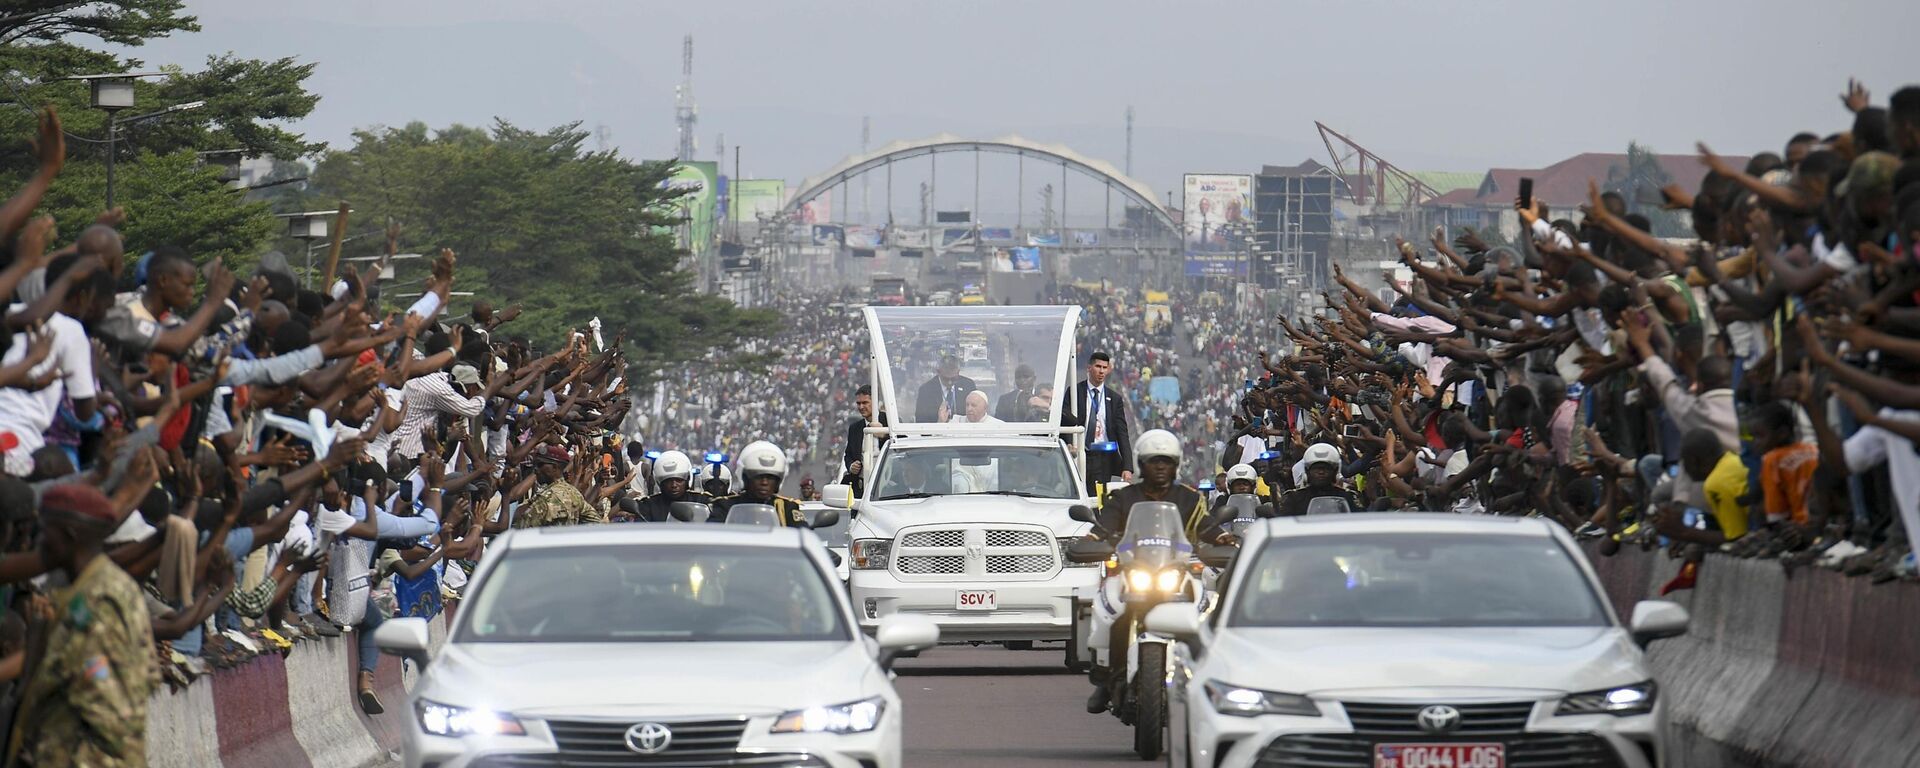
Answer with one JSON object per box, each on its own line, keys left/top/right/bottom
{"left": 1009, "top": 246, "right": 1041, "bottom": 272}
{"left": 1184, "top": 255, "right": 1248, "bottom": 277}
{"left": 1027, "top": 232, "right": 1062, "bottom": 247}
{"left": 845, "top": 225, "right": 885, "bottom": 249}
{"left": 891, "top": 228, "right": 930, "bottom": 248}
{"left": 729, "top": 179, "right": 787, "bottom": 223}
{"left": 1183, "top": 173, "right": 1253, "bottom": 254}
{"left": 661, "top": 161, "right": 719, "bottom": 259}
{"left": 1073, "top": 231, "right": 1100, "bottom": 246}
{"left": 812, "top": 225, "right": 844, "bottom": 246}
{"left": 980, "top": 227, "right": 1014, "bottom": 243}
{"left": 941, "top": 228, "right": 975, "bottom": 248}
{"left": 796, "top": 195, "right": 833, "bottom": 225}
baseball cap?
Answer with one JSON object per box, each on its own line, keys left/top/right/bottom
{"left": 531, "top": 444, "right": 571, "bottom": 465}
{"left": 450, "top": 364, "right": 482, "bottom": 387}
{"left": 1836, "top": 151, "right": 1898, "bottom": 197}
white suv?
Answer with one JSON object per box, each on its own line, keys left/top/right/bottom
{"left": 375, "top": 523, "right": 938, "bottom": 768}
{"left": 1148, "top": 514, "right": 1687, "bottom": 768}
{"left": 828, "top": 435, "right": 1100, "bottom": 646}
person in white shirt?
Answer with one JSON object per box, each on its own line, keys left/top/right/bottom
{"left": 0, "top": 254, "right": 108, "bottom": 476}
{"left": 948, "top": 390, "right": 1003, "bottom": 424}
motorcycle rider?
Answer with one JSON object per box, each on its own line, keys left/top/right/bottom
{"left": 1085, "top": 429, "right": 1207, "bottom": 714}
{"left": 711, "top": 440, "right": 807, "bottom": 526}
{"left": 1276, "top": 442, "right": 1360, "bottom": 516}
{"left": 1198, "top": 463, "right": 1264, "bottom": 544}
{"left": 634, "top": 450, "right": 712, "bottom": 522}
{"left": 698, "top": 462, "right": 733, "bottom": 498}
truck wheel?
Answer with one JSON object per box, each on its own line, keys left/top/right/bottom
{"left": 1133, "top": 643, "right": 1166, "bottom": 760}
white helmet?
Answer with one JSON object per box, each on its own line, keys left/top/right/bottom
{"left": 1302, "top": 442, "right": 1341, "bottom": 470}
{"left": 1225, "top": 463, "right": 1258, "bottom": 484}
{"left": 653, "top": 451, "right": 693, "bottom": 484}
{"left": 1134, "top": 429, "right": 1182, "bottom": 464}
{"left": 698, "top": 462, "right": 732, "bottom": 485}
{"left": 737, "top": 440, "right": 788, "bottom": 482}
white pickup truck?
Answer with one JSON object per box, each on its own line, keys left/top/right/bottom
{"left": 823, "top": 305, "right": 1103, "bottom": 655}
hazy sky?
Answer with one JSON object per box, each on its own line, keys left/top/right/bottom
{"left": 121, "top": 0, "right": 1915, "bottom": 199}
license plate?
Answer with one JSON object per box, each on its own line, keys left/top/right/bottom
{"left": 1375, "top": 743, "right": 1504, "bottom": 768}
{"left": 955, "top": 590, "right": 997, "bottom": 610}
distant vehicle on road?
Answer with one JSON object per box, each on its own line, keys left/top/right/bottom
{"left": 872, "top": 275, "right": 910, "bottom": 306}
{"left": 376, "top": 524, "right": 938, "bottom": 768}
{"left": 1150, "top": 514, "right": 1688, "bottom": 768}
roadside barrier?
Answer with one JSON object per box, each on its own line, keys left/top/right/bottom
{"left": 146, "top": 616, "right": 447, "bottom": 768}
{"left": 1583, "top": 544, "right": 1920, "bottom": 768}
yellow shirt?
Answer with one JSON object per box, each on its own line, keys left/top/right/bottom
{"left": 1703, "top": 451, "right": 1751, "bottom": 540}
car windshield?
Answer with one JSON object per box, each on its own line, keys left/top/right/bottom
{"left": 873, "top": 445, "right": 1077, "bottom": 500}
{"left": 1230, "top": 533, "right": 1608, "bottom": 628}
{"left": 459, "top": 545, "right": 849, "bottom": 643}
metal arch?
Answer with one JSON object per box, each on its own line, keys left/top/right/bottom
{"left": 783, "top": 134, "right": 1176, "bottom": 233}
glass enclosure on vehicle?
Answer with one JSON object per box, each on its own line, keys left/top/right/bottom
{"left": 1230, "top": 533, "right": 1608, "bottom": 628}
{"left": 459, "top": 545, "right": 849, "bottom": 643}
{"left": 872, "top": 444, "right": 1079, "bottom": 501}
{"left": 863, "top": 305, "right": 1080, "bottom": 431}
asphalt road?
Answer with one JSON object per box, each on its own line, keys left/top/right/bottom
{"left": 895, "top": 642, "right": 1144, "bottom": 767}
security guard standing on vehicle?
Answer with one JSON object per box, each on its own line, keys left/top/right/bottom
{"left": 711, "top": 440, "right": 807, "bottom": 526}
{"left": 635, "top": 450, "right": 712, "bottom": 522}
{"left": 1085, "top": 429, "right": 1207, "bottom": 715}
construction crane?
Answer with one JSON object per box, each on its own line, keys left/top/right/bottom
{"left": 675, "top": 35, "right": 697, "bottom": 162}
{"left": 1316, "top": 121, "right": 1439, "bottom": 209}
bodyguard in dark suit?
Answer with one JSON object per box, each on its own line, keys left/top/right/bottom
{"left": 1063, "top": 351, "right": 1131, "bottom": 494}
{"left": 914, "top": 354, "right": 978, "bottom": 422}
{"left": 841, "top": 385, "right": 888, "bottom": 497}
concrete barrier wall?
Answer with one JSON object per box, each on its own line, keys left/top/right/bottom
{"left": 1583, "top": 545, "right": 1920, "bottom": 768}
{"left": 147, "top": 615, "right": 447, "bottom": 768}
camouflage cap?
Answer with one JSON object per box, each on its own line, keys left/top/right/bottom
{"left": 1837, "top": 151, "right": 1899, "bottom": 197}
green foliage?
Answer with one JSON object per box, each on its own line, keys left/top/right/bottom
{"left": 307, "top": 120, "right": 779, "bottom": 379}
{"left": 0, "top": 1, "right": 317, "bottom": 266}
{"left": 1603, "top": 142, "right": 1687, "bottom": 238}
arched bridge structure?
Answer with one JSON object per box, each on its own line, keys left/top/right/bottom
{"left": 782, "top": 133, "right": 1178, "bottom": 237}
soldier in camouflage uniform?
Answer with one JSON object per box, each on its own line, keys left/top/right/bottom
{"left": 8, "top": 485, "right": 157, "bottom": 768}
{"left": 514, "top": 444, "right": 596, "bottom": 528}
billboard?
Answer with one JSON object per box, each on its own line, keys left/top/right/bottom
{"left": 1027, "top": 232, "right": 1062, "bottom": 247}
{"left": 661, "top": 161, "right": 719, "bottom": 259}
{"left": 980, "top": 227, "right": 1014, "bottom": 243}
{"left": 796, "top": 195, "right": 833, "bottom": 225}
{"left": 1073, "top": 231, "right": 1100, "bottom": 246}
{"left": 941, "top": 228, "right": 975, "bottom": 248}
{"left": 812, "top": 225, "right": 844, "bottom": 246}
{"left": 730, "top": 179, "right": 786, "bottom": 223}
{"left": 845, "top": 225, "right": 884, "bottom": 249}
{"left": 1008, "top": 246, "right": 1041, "bottom": 272}
{"left": 1183, "top": 173, "right": 1253, "bottom": 255}
{"left": 891, "top": 228, "right": 930, "bottom": 248}
{"left": 1184, "top": 255, "right": 1248, "bottom": 277}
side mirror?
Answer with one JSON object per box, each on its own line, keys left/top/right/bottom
{"left": 1065, "top": 538, "right": 1115, "bottom": 564}
{"left": 1629, "top": 600, "right": 1690, "bottom": 648}
{"left": 1145, "top": 602, "right": 1202, "bottom": 641}
{"left": 874, "top": 614, "right": 940, "bottom": 670}
{"left": 809, "top": 509, "right": 841, "bottom": 530}
{"left": 1067, "top": 504, "right": 1097, "bottom": 524}
{"left": 374, "top": 617, "right": 433, "bottom": 667}
{"left": 821, "top": 483, "right": 854, "bottom": 510}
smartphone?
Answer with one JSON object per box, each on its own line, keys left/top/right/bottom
{"left": 1244, "top": 379, "right": 1255, "bottom": 391}
{"left": 1518, "top": 177, "right": 1534, "bottom": 210}
{"left": 1343, "top": 424, "right": 1362, "bottom": 438}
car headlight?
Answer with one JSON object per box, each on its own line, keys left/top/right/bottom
{"left": 851, "top": 539, "right": 891, "bottom": 570}
{"left": 1557, "top": 681, "right": 1657, "bottom": 716}
{"left": 1204, "top": 681, "right": 1319, "bottom": 717}
{"left": 1060, "top": 538, "right": 1103, "bottom": 567}
{"left": 415, "top": 699, "right": 526, "bottom": 737}
{"left": 770, "top": 696, "right": 887, "bottom": 734}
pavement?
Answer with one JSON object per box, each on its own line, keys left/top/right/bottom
{"left": 895, "top": 642, "right": 1143, "bottom": 767}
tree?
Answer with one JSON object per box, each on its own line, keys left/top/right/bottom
{"left": 0, "top": 1, "right": 320, "bottom": 265}
{"left": 1603, "top": 142, "right": 1687, "bottom": 238}
{"left": 307, "top": 120, "right": 779, "bottom": 379}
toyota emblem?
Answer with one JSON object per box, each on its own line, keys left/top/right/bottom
{"left": 1416, "top": 705, "right": 1462, "bottom": 735}
{"left": 625, "top": 722, "right": 673, "bottom": 754}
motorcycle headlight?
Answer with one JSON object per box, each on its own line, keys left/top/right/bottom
{"left": 416, "top": 699, "right": 526, "bottom": 737}
{"left": 1204, "top": 681, "right": 1319, "bottom": 717}
{"left": 1126, "top": 568, "right": 1154, "bottom": 591}
{"left": 770, "top": 696, "right": 887, "bottom": 734}
{"left": 1556, "top": 681, "right": 1656, "bottom": 716}
{"left": 1060, "top": 538, "right": 1103, "bottom": 567}
{"left": 850, "top": 539, "right": 891, "bottom": 570}
{"left": 1155, "top": 568, "right": 1184, "bottom": 592}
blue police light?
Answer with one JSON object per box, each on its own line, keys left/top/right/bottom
{"left": 1259, "top": 451, "right": 1279, "bottom": 461}
{"left": 644, "top": 450, "right": 662, "bottom": 461}
{"left": 705, "top": 452, "right": 729, "bottom": 464}
{"left": 1091, "top": 441, "right": 1120, "bottom": 453}
{"left": 1198, "top": 480, "right": 1216, "bottom": 491}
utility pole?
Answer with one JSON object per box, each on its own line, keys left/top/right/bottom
{"left": 1040, "top": 184, "right": 1056, "bottom": 230}
{"left": 919, "top": 182, "right": 930, "bottom": 227}
{"left": 675, "top": 35, "right": 697, "bottom": 162}
{"left": 861, "top": 116, "right": 871, "bottom": 225}
{"left": 1124, "top": 105, "right": 1134, "bottom": 177}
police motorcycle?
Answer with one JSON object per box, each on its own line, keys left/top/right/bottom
{"left": 1065, "top": 501, "right": 1202, "bottom": 760}
{"left": 1194, "top": 493, "right": 1263, "bottom": 597}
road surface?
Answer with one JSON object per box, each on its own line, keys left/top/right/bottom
{"left": 895, "top": 643, "right": 1141, "bottom": 767}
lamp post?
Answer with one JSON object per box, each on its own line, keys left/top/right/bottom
{"left": 99, "top": 97, "right": 204, "bottom": 209}
{"left": 280, "top": 211, "right": 335, "bottom": 287}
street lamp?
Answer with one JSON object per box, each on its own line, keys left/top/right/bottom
{"left": 278, "top": 210, "right": 350, "bottom": 287}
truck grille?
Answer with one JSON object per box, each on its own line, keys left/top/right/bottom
{"left": 1255, "top": 732, "right": 1622, "bottom": 768}
{"left": 891, "top": 524, "right": 1060, "bottom": 581}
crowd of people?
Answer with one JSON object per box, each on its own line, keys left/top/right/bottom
{"left": 0, "top": 105, "right": 667, "bottom": 764}
{"left": 1207, "top": 80, "right": 1920, "bottom": 590}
